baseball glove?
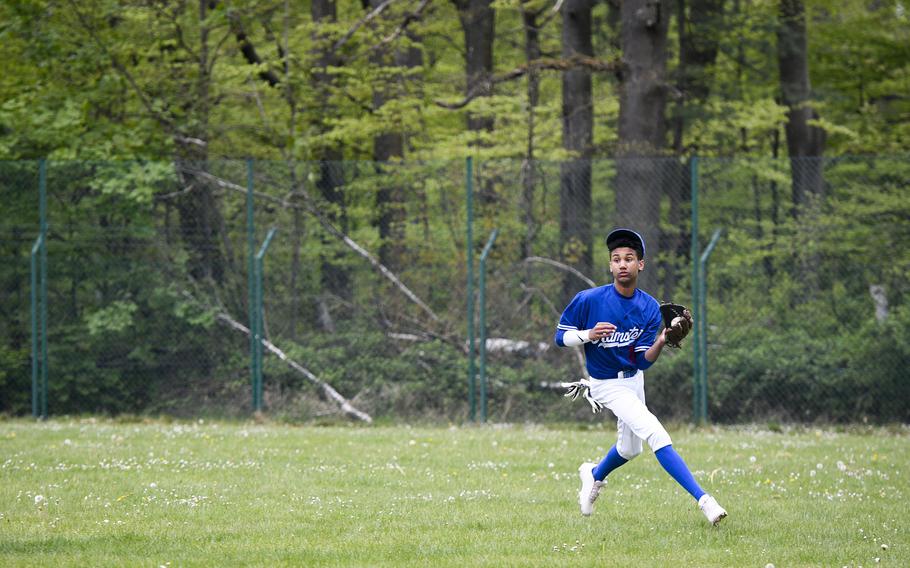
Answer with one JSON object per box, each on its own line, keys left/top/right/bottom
{"left": 660, "top": 302, "right": 693, "bottom": 348}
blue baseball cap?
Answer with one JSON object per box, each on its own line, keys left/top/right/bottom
{"left": 606, "top": 228, "right": 645, "bottom": 259}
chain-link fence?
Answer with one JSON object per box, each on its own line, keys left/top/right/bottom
{"left": 2, "top": 157, "right": 908, "bottom": 423}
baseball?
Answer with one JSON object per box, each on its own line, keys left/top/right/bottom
{"left": 671, "top": 316, "right": 683, "bottom": 328}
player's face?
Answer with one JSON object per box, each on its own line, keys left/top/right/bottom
{"left": 610, "top": 247, "right": 643, "bottom": 286}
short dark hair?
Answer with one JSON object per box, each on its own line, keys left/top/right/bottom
{"left": 609, "top": 237, "right": 643, "bottom": 258}
{"left": 606, "top": 228, "right": 645, "bottom": 259}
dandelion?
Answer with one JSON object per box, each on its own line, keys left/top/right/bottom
{"left": 836, "top": 461, "right": 847, "bottom": 472}
{"left": 34, "top": 495, "right": 45, "bottom": 506}
{"left": 750, "top": 456, "right": 757, "bottom": 463}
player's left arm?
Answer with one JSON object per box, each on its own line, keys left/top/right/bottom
{"left": 643, "top": 327, "right": 667, "bottom": 364}
{"left": 637, "top": 305, "right": 666, "bottom": 369}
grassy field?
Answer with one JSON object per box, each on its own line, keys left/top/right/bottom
{"left": 1, "top": 419, "right": 907, "bottom": 567}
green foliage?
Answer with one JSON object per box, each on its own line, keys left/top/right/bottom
{"left": 85, "top": 301, "right": 138, "bottom": 336}
{"left": 1, "top": 0, "right": 907, "bottom": 160}
{"left": 1, "top": 0, "right": 909, "bottom": 423}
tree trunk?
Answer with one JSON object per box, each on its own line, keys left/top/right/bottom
{"left": 173, "top": 1, "right": 227, "bottom": 287}
{"left": 559, "top": 0, "right": 594, "bottom": 303}
{"left": 315, "top": 160, "right": 349, "bottom": 333}
{"left": 451, "top": 0, "right": 496, "bottom": 209}
{"left": 672, "top": 0, "right": 723, "bottom": 152}
{"left": 615, "top": 0, "right": 670, "bottom": 294}
{"left": 311, "top": 0, "right": 351, "bottom": 331}
{"left": 665, "top": 0, "right": 723, "bottom": 300}
{"left": 371, "top": 1, "right": 421, "bottom": 271}
{"left": 777, "top": 0, "right": 826, "bottom": 212}
{"left": 452, "top": 0, "right": 496, "bottom": 138}
{"left": 520, "top": 3, "right": 541, "bottom": 262}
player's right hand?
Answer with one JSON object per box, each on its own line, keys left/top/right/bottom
{"left": 588, "top": 322, "right": 616, "bottom": 341}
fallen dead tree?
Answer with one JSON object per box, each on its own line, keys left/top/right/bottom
{"left": 216, "top": 312, "right": 373, "bottom": 423}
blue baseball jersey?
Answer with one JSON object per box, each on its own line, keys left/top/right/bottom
{"left": 554, "top": 285, "right": 662, "bottom": 379}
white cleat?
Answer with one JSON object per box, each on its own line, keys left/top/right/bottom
{"left": 698, "top": 494, "right": 727, "bottom": 525}
{"left": 578, "top": 462, "right": 604, "bottom": 516}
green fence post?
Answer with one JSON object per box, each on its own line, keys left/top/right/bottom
{"left": 478, "top": 228, "right": 499, "bottom": 424}
{"left": 39, "top": 159, "right": 48, "bottom": 419}
{"left": 690, "top": 156, "right": 701, "bottom": 423}
{"left": 247, "top": 160, "right": 257, "bottom": 411}
{"left": 254, "top": 228, "right": 278, "bottom": 412}
{"left": 466, "top": 157, "right": 476, "bottom": 422}
{"left": 698, "top": 229, "right": 723, "bottom": 423}
{"left": 30, "top": 234, "right": 44, "bottom": 418}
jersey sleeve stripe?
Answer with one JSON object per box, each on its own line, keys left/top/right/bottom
{"left": 634, "top": 345, "right": 650, "bottom": 352}
{"left": 557, "top": 324, "right": 578, "bottom": 331}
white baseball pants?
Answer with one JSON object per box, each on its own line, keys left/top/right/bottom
{"left": 587, "top": 371, "right": 672, "bottom": 460}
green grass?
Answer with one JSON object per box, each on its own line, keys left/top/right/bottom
{"left": 1, "top": 419, "right": 907, "bottom": 567}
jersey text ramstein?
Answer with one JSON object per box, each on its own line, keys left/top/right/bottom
{"left": 595, "top": 327, "right": 643, "bottom": 348}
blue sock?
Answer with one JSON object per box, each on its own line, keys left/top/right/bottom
{"left": 654, "top": 445, "right": 706, "bottom": 501}
{"left": 592, "top": 445, "right": 628, "bottom": 481}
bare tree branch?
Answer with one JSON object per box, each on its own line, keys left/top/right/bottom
{"left": 435, "top": 55, "right": 621, "bottom": 110}
{"left": 333, "top": 0, "right": 398, "bottom": 52}
{"left": 189, "top": 168, "right": 443, "bottom": 324}
{"left": 345, "top": 0, "right": 432, "bottom": 63}
{"left": 154, "top": 184, "right": 196, "bottom": 201}
{"left": 539, "top": 0, "right": 566, "bottom": 28}
{"left": 228, "top": 9, "right": 282, "bottom": 87}
{"left": 215, "top": 311, "right": 373, "bottom": 423}
{"left": 524, "top": 256, "right": 597, "bottom": 288}
{"left": 517, "top": 282, "right": 587, "bottom": 376}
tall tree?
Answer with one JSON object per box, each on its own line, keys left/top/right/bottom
{"left": 777, "top": 0, "right": 826, "bottom": 211}
{"left": 615, "top": 0, "right": 670, "bottom": 293}
{"left": 451, "top": 0, "right": 496, "bottom": 143}
{"left": 311, "top": 0, "right": 351, "bottom": 332}
{"left": 560, "top": 0, "right": 595, "bottom": 300}
{"left": 665, "top": 0, "right": 724, "bottom": 299}
{"left": 370, "top": 1, "right": 423, "bottom": 272}
{"left": 65, "top": 0, "right": 238, "bottom": 288}
{"left": 672, "top": 0, "right": 724, "bottom": 151}
{"left": 519, "top": 0, "right": 544, "bottom": 261}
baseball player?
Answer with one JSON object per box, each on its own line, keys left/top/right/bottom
{"left": 554, "top": 228, "right": 727, "bottom": 525}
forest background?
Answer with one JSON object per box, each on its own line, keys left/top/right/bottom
{"left": 1, "top": 0, "right": 908, "bottom": 424}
